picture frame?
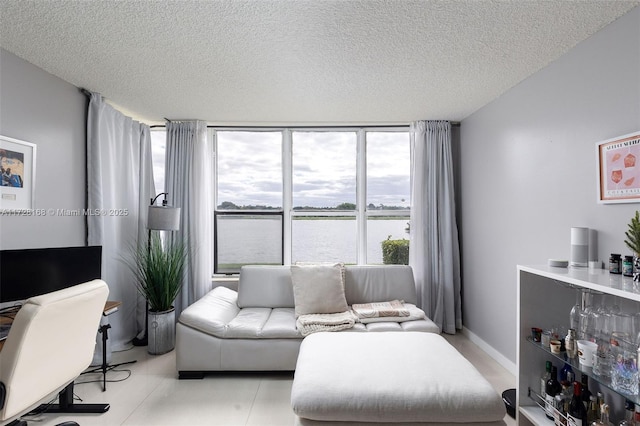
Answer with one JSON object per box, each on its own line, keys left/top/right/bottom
{"left": 0, "top": 135, "right": 37, "bottom": 211}
{"left": 597, "top": 131, "right": 640, "bottom": 204}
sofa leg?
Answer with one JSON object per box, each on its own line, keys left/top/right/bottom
{"left": 178, "top": 371, "right": 204, "bottom": 380}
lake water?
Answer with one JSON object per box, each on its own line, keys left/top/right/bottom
{"left": 217, "top": 218, "right": 409, "bottom": 268}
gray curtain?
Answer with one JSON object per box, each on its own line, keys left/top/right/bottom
{"left": 164, "top": 121, "right": 213, "bottom": 317}
{"left": 87, "top": 92, "right": 155, "bottom": 349}
{"left": 409, "top": 120, "right": 461, "bottom": 334}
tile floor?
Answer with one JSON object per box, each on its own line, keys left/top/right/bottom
{"left": 26, "top": 333, "right": 516, "bottom": 426}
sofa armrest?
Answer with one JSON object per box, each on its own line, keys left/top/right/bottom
{"left": 178, "top": 286, "right": 241, "bottom": 338}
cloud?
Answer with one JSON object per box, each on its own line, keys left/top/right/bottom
{"left": 153, "top": 129, "right": 410, "bottom": 209}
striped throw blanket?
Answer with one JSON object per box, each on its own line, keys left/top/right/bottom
{"left": 352, "top": 300, "right": 410, "bottom": 319}
{"left": 296, "top": 310, "right": 357, "bottom": 336}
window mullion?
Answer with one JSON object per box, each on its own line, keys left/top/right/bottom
{"left": 283, "top": 129, "right": 292, "bottom": 265}
{"left": 356, "top": 129, "right": 367, "bottom": 265}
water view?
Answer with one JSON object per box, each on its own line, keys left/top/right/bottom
{"left": 216, "top": 217, "right": 409, "bottom": 271}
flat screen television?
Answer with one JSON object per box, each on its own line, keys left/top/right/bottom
{"left": 0, "top": 246, "right": 102, "bottom": 303}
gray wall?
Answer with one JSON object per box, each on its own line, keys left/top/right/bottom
{"left": 459, "top": 7, "right": 640, "bottom": 365}
{"left": 0, "top": 49, "right": 87, "bottom": 249}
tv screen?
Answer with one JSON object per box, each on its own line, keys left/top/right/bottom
{"left": 0, "top": 246, "right": 102, "bottom": 303}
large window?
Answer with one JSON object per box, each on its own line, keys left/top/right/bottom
{"left": 365, "top": 132, "right": 411, "bottom": 264}
{"left": 151, "top": 127, "right": 410, "bottom": 274}
{"left": 292, "top": 131, "right": 357, "bottom": 264}
{"left": 215, "top": 131, "right": 283, "bottom": 273}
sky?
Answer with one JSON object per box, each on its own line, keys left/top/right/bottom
{"left": 151, "top": 129, "right": 410, "bottom": 209}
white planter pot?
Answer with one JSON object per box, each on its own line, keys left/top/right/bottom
{"left": 148, "top": 308, "right": 175, "bottom": 355}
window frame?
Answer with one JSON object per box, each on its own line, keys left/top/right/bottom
{"left": 153, "top": 125, "right": 411, "bottom": 275}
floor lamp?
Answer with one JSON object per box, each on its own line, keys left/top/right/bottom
{"left": 132, "top": 192, "right": 181, "bottom": 346}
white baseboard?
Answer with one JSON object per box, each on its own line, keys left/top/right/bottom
{"left": 461, "top": 326, "right": 517, "bottom": 377}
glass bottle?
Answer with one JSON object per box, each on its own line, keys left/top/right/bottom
{"left": 568, "top": 381, "right": 586, "bottom": 426}
{"left": 561, "top": 362, "right": 575, "bottom": 383}
{"left": 546, "top": 366, "right": 562, "bottom": 420}
{"left": 581, "top": 375, "right": 592, "bottom": 411}
{"left": 541, "top": 360, "right": 552, "bottom": 396}
{"left": 597, "top": 392, "right": 604, "bottom": 420}
{"left": 586, "top": 396, "right": 598, "bottom": 425}
{"left": 556, "top": 394, "right": 568, "bottom": 426}
{"left": 566, "top": 328, "right": 578, "bottom": 359}
{"left": 591, "top": 403, "right": 613, "bottom": 426}
{"left": 556, "top": 381, "right": 572, "bottom": 425}
{"left": 571, "top": 291, "right": 583, "bottom": 331}
{"left": 579, "top": 292, "right": 594, "bottom": 340}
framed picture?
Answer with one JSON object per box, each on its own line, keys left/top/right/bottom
{"left": 0, "top": 135, "right": 37, "bottom": 211}
{"left": 597, "top": 131, "right": 640, "bottom": 204}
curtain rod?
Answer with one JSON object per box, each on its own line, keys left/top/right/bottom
{"left": 151, "top": 122, "right": 461, "bottom": 129}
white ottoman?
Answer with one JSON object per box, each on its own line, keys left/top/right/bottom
{"left": 291, "top": 332, "right": 506, "bottom": 425}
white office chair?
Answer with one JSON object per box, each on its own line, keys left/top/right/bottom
{"left": 0, "top": 280, "right": 110, "bottom": 426}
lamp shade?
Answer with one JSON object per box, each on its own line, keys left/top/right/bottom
{"left": 148, "top": 205, "right": 181, "bottom": 231}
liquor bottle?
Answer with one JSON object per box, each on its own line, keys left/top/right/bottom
{"left": 566, "top": 328, "right": 578, "bottom": 359}
{"left": 591, "top": 403, "right": 613, "bottom": 426}
{"left": 541, "top": 361, "right": 552, "bottom": 396}
{"left": 555, "top": 382, "right": 571, "bottom": 426}
{"left": 581, "top": 375, "right": 592, "bottom": 410}
{"left": 597, "top": 392, "right": 604, "bottom": 419}
{"left": 556, "top": 394, "right": 568, "bottom": 426}
{"left": 561, "top": 362, "right": 574, "bottom": 382}
{"left": 546, "top": 366, "right": 562, "bottom": 420}
{"left": 586, "top": 396, "right": 598, "bottom": 425}
{"left": 567, "top": 381, "right": 586, "bottom": 426}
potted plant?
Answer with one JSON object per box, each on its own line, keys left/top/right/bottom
{"left": 129, "top": 233, "right": 187, "bottom": 354}
{"left": 624, "top": 210, "right": 640, "bottom": 282}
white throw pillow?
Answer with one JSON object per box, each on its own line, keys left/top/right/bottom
{"left": 291, "top": 263, "right": 349, "bottom": 318}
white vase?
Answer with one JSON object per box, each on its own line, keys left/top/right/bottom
{"left": 148, "top": 308, "right": 175, "bottom": 355}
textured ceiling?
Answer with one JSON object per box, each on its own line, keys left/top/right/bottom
{"left": 0, "top": 0, "right": 638, "bottom": 125}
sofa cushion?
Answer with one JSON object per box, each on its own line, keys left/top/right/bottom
{"left": 344, "top": 265, "right": 417, "bottom": 305}
{"left": 226, "top": 308, "right": 272, "bottom": 338}
{"left": 237, "top": 265, "right": 295, "bottom": 308}
{"left": 291, "top": 264, "right": 349, "bottom": 318}
{"left": 178, "top": 286, "right": 240, "bottom": 338}
{"left": 261, "top": 308, "right": 303, "bottom": 338}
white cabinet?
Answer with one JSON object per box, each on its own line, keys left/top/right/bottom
{"left": 517, "top": 265, "right": 640, "bottom": 425}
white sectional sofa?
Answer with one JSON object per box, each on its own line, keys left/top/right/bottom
{"left": 176, "top": 265, "right": 440, "bottom": 377}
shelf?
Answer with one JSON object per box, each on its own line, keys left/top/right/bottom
{"left": 526, "top": 336, "right": 640, "bottom": 404}
{"left": 518, "top": 265, "right": 640, "bottom": 302}
{"left": 520, "top": 406, "right": 554, "bottom": 425}
{"left": 526, "top": 386, "right": 569, "bottom": 425}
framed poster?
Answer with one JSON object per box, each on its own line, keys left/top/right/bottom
{"left": 597, "top": 131, "right": 640, "bottom": 204}
{"left": 0, "top": 135, "right": 36, "bottom": 211}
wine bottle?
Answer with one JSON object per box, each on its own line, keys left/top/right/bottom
{"left": 541, "top": 361, "right": 552, "bottom": 396}
{"left": 581, "top": 375, "right": 592, "bottom": 410}
{"left": 546, "top": 366, "right": 562, "bottom": 420}
{"left": 567, "top": 381, "right": 586, "bottom": 426}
